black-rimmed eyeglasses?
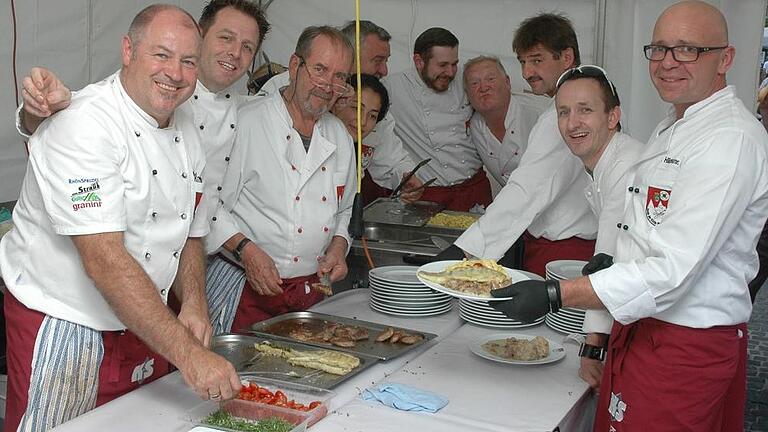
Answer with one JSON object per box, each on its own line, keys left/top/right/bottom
{"left": 555, "top": 65, "right": 618, "bottom": 99}
{"left": 643, "top": 45, "right": 728, "bottom": 63}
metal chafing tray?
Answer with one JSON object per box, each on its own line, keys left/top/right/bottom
{"left": 248, "top": 311, "right": 437, "bottom": 361}
{"left": 363, "top": 197, "right": 444, "bottom": 227}
{"left": 212, "top": 333, "right": 378, "bottom": 389}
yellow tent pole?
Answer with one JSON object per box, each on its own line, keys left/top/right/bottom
{"left": 354, "top": 0, "right": 362, "bottom": 193}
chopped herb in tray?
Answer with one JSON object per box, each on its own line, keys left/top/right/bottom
{"left": 202, "top": 409, "right": 295, "bottom": 432}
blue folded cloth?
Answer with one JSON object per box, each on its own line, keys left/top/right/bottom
{"left": 361, "top": 383, "right": 449, "bottom": 413}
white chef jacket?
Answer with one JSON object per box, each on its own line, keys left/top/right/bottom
{"left": 260, "top": 71, "right": 415, "bottom": 189}
{"left": 589, "top": 86, "right": 768, "bottom": 327}
{"left": 455, "top": 103, "right": 597, "bottom": 260}
{"left": 384, "top": 68, "right": 479, "bottom": 186}
{"left": 470, "top": 92, "right": 549, "bottom": 185}
{"left": 580, "top": 132, "right": 644, "bottom": 334}
{"left": 0, "top": 71, "right": 208, "bottom": 331}
{"left": 205, "top": 93, "right": 356, "bottom": 278}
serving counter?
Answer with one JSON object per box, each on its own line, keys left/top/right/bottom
{"left": 51, "top": 289, "right": 593, "bottom": 432}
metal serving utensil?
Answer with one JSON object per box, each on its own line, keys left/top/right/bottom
{"left": 390, "top": 158, "right": 431, "bottom": 199}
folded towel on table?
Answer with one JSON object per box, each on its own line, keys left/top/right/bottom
{"left": 361, "top": 382, "right": 449, "bottom": 413}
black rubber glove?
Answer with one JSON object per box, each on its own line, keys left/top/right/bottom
{"left": 489, "top": 280, "right": 562, "bottom": 323}
{"left": 581, "top": 253, "right": 614, "bottom": 276}
{"left": 432, "top": 244, "right": 466, "bottom": 262}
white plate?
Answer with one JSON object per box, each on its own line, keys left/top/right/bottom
{"left": 416, "top": 260, "right": 533, "bottom": 301}
{"left": 370, "top": 293, "right": 453, "bottom": 307}
{"left": 462, "top": 317, "right": 544, "bottom": 329}
{"left": 545, "top": 316, "right": 585, "bottom": 335}
{"left": 368, "top": 266, "right": 422, "bottom": 284}
{"left": 545, "top": 260, "right": 588, "bottom": 280}
{"left": 370, "top": 302, "right": 452, "bottom": 317}
{"left": 469, "top": 333, "right": 566, "bottom": 365}
{"left": 369, "top": 297, "right": 452, "bottom": 312}
{"left": 370, "top": 284, "right": 447, "bottom": 297}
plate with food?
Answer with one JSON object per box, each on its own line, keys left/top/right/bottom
{"left": 417, "top": 259, "right": 531, "bottom": 301}
{"left": 469, "top": 333, "right": 566, "bottom": 365}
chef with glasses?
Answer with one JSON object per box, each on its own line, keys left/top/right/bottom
{"left": 205, "top": 26, "right": 356, "bottom": 334}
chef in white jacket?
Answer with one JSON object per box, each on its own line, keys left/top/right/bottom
{"left": 18, "top": 1, "right": 270, "bottom": 217}
{"left": 384, "top": 27, "right": 491, "bottom": 211}
{"left": 490, "top": 3, "right": 768, "bottom": 430}
{"left": 205, "top": 26, "right": 356, "bottom": 334}
{"left": 552, "top": 65, "right": 643, "bottom": 393}
{"left": 463, "top": 56, "right": 549, "bottom": 185}
{"left": 258, "top": 20, "right": 423, "bottom": 204}
{"left": 451, "top": 13, "right": 597, "bottom": 276}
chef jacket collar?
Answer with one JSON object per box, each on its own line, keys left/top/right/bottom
{"left": 194, "top": 79, "right": 238, "bottom": 101}
{"left": 272, "top": 89, "right": 335, "bottom": 137}
{"left": 591, "top": 131, "right": 622, "bottom": 181}
{"left": 116, "top": 69, "right": 175, "bottom": 129}
{"left": 659, "top": 85, "right": 736, "bottom": 132}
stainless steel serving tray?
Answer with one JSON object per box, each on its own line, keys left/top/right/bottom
{"left": 247, "top": 311, "right": 437, "bottom": 361}
{"left": 212, "top": 333, "right": 378, "bottom": 389}
{"left": 363, "top": 197, "right": 444, "bottom": 227}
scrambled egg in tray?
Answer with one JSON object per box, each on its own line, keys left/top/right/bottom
{"left": 426, "top": 212, "right": 479, "bottom": 230}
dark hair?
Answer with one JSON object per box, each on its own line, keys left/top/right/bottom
{"left": 347, "top": 73, "right": 389, "bottom": 122}
{"left": 128, "top": 4, "right": 200, "bottom": 49}
{"left": 199, "top": 0, "right": 270, "bottom": 50}
{"left": 513, "top": 13, "right": 580, "bottom": 66}
{"left": 295, "top": 25, "right": 353, "bottom": 61}
{"left": 340, "top": 20, "right": 391, "bottom": 48}
{"left": 413, "top": 27, "right": 459, "bottom": 63}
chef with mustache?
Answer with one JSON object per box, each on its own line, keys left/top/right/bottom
{"left": 384, "top": 27, "right": 491, "bottom": 211}
{"left": 448, "top": 13, "right": 597, "bottom": 277}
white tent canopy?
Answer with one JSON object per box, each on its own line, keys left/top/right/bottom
{"left": 0, "top": 0, "right": 764, "bottom": 203}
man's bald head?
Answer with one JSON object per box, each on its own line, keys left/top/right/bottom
{"left": 649, "top": 0, "right": 734, "bottom": 118}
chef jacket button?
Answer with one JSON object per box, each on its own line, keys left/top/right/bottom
{"left": 181, "top": 172, "right": 188, "bottom": 179}
{"left": 212, "top": 216, "right": 217, "bottom": 221}
{"left": 321, "top": 196, "right": 327, "bottom": 201}
{"left": 461, "top": 160, "right": 465, "bottom": 164}
{"left": 634, "top": 188, "right": 640, "bottom": 193}
{"left": 174, "top": 136, "right": 180, "bottom": 143}
{"left": 297, "top": 228, "right": 303, "bottom": 233}
{"left": 199, "top": 125, "right": 205, "bottom": 130}
{"left": 321, "top": 166, "right": 326, "bottom": 171}
{"left": 291, "top": 165, "right": 296, "bottom": 171}
{"left": 616, "top": 223, "right": 622, "bottom": 229}
{"left": 180, "top": 213, "right": 187, "bottom": 220}
{"left": 323, "top": 227, "right": 329, "bottom": 232}
{"left": 193, "top": 95, "right": 199, "bottom": 100}
{"left": 286, "top": 135, "right": 291, "bottom": 140}
{"left": 217, "top": 186, "right": 222, "bottom": 191}
{"left": 225, "top": 156, "right": 230, "bottom": 162}
{"left": 230, "top": 123, "right": 235, "bottom": 129}
{"left": 160, "top": 289, "right": 167, "bottom": 295}
{"left": 225, "top": 93, "right": 231, "bottom": 99}
{"left": 145, "top": 252, "right": 151, "bottom": 260}
{"left": 135, "top": 131, "right": 141, "bottom": 137}
{"left": 173, "top": 251, "right": 180, "bottom": 258}
{"left": 295, "top": 196, "right": 300, "bottom": 201}
{"left": 293, "top": 256, "right": 299, "bottom": 262}
{"left": 151, "top": 211, "right": 157, "bottom": 218}
{"left": 152, "top": 169, "right": 158, "bottom": 175}
{"left": 489, "top": 152, "right": 493, "bottom": 156}
{"left": 628, "top": 187, "right": 633, "bottom": 192}
{"left": 623, "top": 225, "right": 629, "bottom": 230}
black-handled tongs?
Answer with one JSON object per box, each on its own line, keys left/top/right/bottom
{"left": 390, "top": 158, "right": 432, "bottom": 199}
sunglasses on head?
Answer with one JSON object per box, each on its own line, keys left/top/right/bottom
{"left": 555, "top": 65, "right": 618, "bottom": 99}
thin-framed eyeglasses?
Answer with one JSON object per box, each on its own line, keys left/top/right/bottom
{"left": 643, "top": 45, "right": 728, "bottom": 63}
{"left": 297, "top": 55, "right": 353, "bottom": 97}
{"left": 555, "top": 64, "right": 618, "bottom": 99}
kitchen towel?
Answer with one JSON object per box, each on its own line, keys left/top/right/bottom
{"left": 361, "top": 383, "right": 449, "bottom": 413}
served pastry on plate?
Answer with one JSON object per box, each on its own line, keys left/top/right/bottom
{"left": 418, "top": 259, "right": 511, "bottom": 296}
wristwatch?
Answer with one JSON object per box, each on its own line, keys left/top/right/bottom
{"left": 233, "top": 237, "right": 252, "bottom": 262}
{"left": 578, "top": 343, "right": 607, "bottom": 361}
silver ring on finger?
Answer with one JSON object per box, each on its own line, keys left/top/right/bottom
{"left": 208, "top": 390, "right": 221, "bottom": 400}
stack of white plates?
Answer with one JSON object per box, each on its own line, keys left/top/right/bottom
{"left": 545, "top": 260, "right": 588, "bottom": 335}
{"left": 368, "top": 266, "right": 453, "bottom": 317}
{"left": 459, "top": 299, "right": 544, "bottom": 329}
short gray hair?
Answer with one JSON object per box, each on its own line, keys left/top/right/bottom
{"left": 127, "top": 4, "right": 199, "bottom": 50}
{"left": 463, "top": 55, "right": 508, "bottom": 84}
{"left": 295, "top": 25, "right": 353, "bottom": 60}
{"left": 340, "top": 20, "right": 391, "bottom": 49}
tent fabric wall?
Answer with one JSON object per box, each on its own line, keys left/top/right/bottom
{"left": 0, "top": 0, "right": 765, "bottom": 203}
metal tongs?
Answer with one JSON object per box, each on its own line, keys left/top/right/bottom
{"left": 390, "top": 158, "right": 436, "bottom": 200}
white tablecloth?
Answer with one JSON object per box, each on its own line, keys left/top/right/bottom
{"left": 51, "top": 289, "right": 593, "bottom": 431}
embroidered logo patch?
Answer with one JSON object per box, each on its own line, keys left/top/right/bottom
{"left": 362, "top": 145, "right": 374, "bottom": 170}
{"left": 645, "top": 186, "right": 671, "bottom": 226}
{"left": 131, "top": 357, "right": 155, "bottom": 384}
{"left": 608, "top": 392, "right": 627, "bottom": 422}
{"left": 336, "top": 185, "right": 345, "bottom": 202}
{"left": 71, "top": 192, "right": 102, "bottom": 212}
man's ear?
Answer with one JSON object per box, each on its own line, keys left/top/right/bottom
{"left": 608, "top": 105, "right": 622, "bottom": 130}
{"left": 414, "top": 53, "right": 425, "bottom": 73}
{"left": 121, "top": 35, "right": 133, "bottom": 67}
{"left": 288, "top": 53, "right": 301, "bottom": 83}
{"left": 560, "top": 47, "right": 575, "bottom": 69}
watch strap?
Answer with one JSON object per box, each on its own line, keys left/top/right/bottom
{"left": 233, "top": 237, "right": 252, "bottom": 262}
{"left": 578, "top": 343, "right": 606, "bottom": 361}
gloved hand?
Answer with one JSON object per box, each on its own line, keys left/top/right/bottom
{"left": 489, "top": 280, "right": 562, "bottom": 323}
{"left": 432, "top": 244, "right": 466, "bottom": 262}
{"left": 582, "top": 253, "right": 614, "bottom": 276}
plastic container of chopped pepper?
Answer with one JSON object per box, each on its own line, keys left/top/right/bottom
{"left": 187, "top": 375, "right": 335, "bottom": 430}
